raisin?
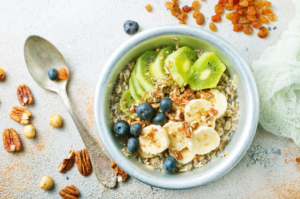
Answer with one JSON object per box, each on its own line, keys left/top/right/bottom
{"left": 259, "top": 16, "right": 269, "bottom": 23}
{"left": 165, "top": 1, "right": 174, "bottom": 9}
{"left": 225, "top": 3, "right": 234, "bottom": 10}
{"left": 247, "top": 13, "right": 257, "bottom": 21}
{"left": 267, "top": 13, "right": 276, "bottom": 22}
{"left": 256, "top": 8, "right": 262, "bottom": 18}
{"left": 247, "top": 5, "right": 256, "bottom": 15}
{"left": 226, "top": 13, "right": 232, "bottom": 19}
{"left": 172, "top": 0, "right": 178, "bottom": 2}
{"left": 239, "top": 16, "right": 251, "bottom": 24}
{"left": 243, "top": 26, "right": 253, "bottom": 35}
{"left": 171, "top": 7, "right": 182, "bottom": 16}
{"left": 257, "top": 27, "right": 269, "bottom": 38}
{"left": 234, "top": 4, "right": 242, "bottom": 10}
{"left": 177, "top": 12, "right": 188, "bottom": 21}
{"left": 209, "top": 22, "right": 217, "bottom": 32}
{"left": 211, "top": 14, "right": 222, "bottom": 23}
{"left": 193, "top": 10, "right": 200, "bottom": 18}
{"left": 233, "top": 24, "right": 244, "bottom": 32}
{"left": 58, "top": 68, "right": 68, "bottom": 80}
{"left": 196, "top": 13, "right": 205, "bottom": 25}
{"left": 192, "top": 1, "right": 200, "bottom": 10}
{"left": 231, "top": 12, "right": 240, "bottom": 25}
{"left": 252, "top": 20, "right": 262, "bottom": 28}
{"left": 238, "top": 9, "right": 245, "bottom": 16}
{"left": 215, "top": 4, "right": 224, "bottom": 14}
{"left": 254, "top": 0, "right": 264, "bottom": 8}
{"left": 179, "top": 20, "right": 187, "bottom": 24}
{"left": 145, "top": 4, "right": 152, "bottom": 12}
{"left": 239, "top": 0, "right": 248, "bottom": 7}
{"left": 263, "top": 1, "right": 272, "bottom": 8}
{"left": 182, "top": 5, "right": 193, "bottom": 12}
{"left": 262, "top": 8, "right": 273, "bottom": 15}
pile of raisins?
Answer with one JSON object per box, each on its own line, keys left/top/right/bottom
{"left": 212, "top": 0, "right": 276, "bottom": 38}
{"left": 165, "top": 0, "right": 203, "bottom": 25}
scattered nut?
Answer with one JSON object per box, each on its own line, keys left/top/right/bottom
{"left": 22, "top": 124, "right": 36, "bottom": 139}
{"left": 58, "top": 150, "right": 75, "bottom": 173}
{"left": 39, "top": 175, "right": 53, "bottom": 190}
{"left": 59, "top": 185, "right": 80, "bottom": 199}
{"left": 110, "top": 161, "right": 128, "bottom": 182}
{"left": 10, "top": 106, "right": 32, "bottom": 125}
{"left": 49, "top": 113, "right": 63, "bottom": 128}
{"left": 17, "top": 84, "right": 33, "bottom": 106}
{"left": 75, "top": 148, "right": 92, "bottom": 176}
{"left": 0, "top": 68, "right": 5, "bottom": 81}
{"left": 2, "top": 128, "right": 22, "bottom": 152}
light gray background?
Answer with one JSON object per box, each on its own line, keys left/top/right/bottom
{"left": 0, "top": 0, "right": 298, "bottom": 198}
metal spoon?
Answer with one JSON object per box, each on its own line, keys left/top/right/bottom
{"left": 24, "top": 35, "right": 116, "bottom": 188}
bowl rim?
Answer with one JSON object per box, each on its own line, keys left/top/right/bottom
{"left": 94, "top": 25, "right": 259, "bottom": 190}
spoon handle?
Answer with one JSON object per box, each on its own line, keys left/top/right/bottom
{"left": 59, "top": 89, "right": 116, "bottom": 188}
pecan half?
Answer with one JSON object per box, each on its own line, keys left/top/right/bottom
{"left": 17, "top": 85, "right": 33, "bottom": 106}
{"left": 59, "top": 185, "right": 80, "bottom": 199}
{"left": 179, "top": 122, "right": 192, "bottom": 138}
{"left": 209, "top": 108, "right": 218, "bottom": 116}
{"left": 10, "top": 106, "right": 32, "bottom": 125}
{"left": 75, "top": 149, "right": 92, "bottom": 176}
{"left": 110, "top": 161, "right": 128, "bottom": 182}
{"left": 58, "top": 150, "right": 75, "bottom": 173}
{"left": 3, "top": 128, "right": 22, "bottom": 152}
{"left": 173, "top": 150, "right": 183, "bottom": 160}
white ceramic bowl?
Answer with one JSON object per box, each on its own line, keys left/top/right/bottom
{"left": 94, "top": 25, "right": 259, "bottom": 189}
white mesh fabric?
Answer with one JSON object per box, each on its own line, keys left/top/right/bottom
{"left": 252, "top": 0, "right": 300, "bottom": 146}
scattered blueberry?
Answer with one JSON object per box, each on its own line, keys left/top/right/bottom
{"left": 66, "top": 176, "right": 69, "bottom": 180}
{"left": 160, "top": 97, "right": 173, "bottom": 112}
{"left": 124, "top": 20, "right": 139, "bottom": 35}
{"left": 48, "top": 68, "right": 58, "bottom": 81}
{"left": 127, "top": 137, "right": 139, "bottom": 152}
{"left": 130, "top": 123, "right": 142, "bottom": 136}
{"left": 136, "top": 103, "right": 154, "bottom": 120}
{"left": 163, "top": 157, "right": 177, "bottom": 172}
{"left": 114, "top": 120, "right": 130, "bottom": 137}
{"left": 152, "top": 112, "right": 166, "bottom": 125}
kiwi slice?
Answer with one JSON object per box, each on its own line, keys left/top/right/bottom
{"left": 129, "top": 77, "right": 142, "bottom": 102}
{"left": 165, "top": 46, "right": 198, "bottom": 87}
{"left": 149, "top": 46, "right": 176, "bottom": 80}
{"left": 188, "top": 52, "right": 226, "bottom": 90}
{"left": 135, "top": 51, "right": 158, "bottom": 91}
{"left": 120, "top": 89, "right": 136, "bottom": 117}
{"left": 131, "top": 68, "right": 146, "bottom": 96}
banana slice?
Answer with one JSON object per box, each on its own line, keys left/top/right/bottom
{"left": 169, "top": 148, "right": 195, "bottom": 164}
{"left": 188, "top": 126, "right": 220, "bottom": 155}
{"left": 184, "top": 99, "right": 216, "bottom": 128}
{"left": 139, "top": 125, "right": 170, "bottom": 155}
{"left": 209, "top": 89, "right": 227, "bottom": 118}
{"left": 163, "top": 121, "right": 189, "bottom": 151}
{"left": 171, "top": 103, "right": 185, "bottom": 113}
{"left": 138, "top": 149, "right": 155, "bottom": 158}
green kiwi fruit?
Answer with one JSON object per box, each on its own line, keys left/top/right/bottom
{"left": 120, "top": 89, "right": 136, "bottom": 117}
{"left": 165, "top": 46, "right": 198, "bottom": 87}
{"left": 188, "top": 52, "right": 226, "bottom": 90}
{"left": 130, "top": 67, "right": 146, "bottom": 97}
{"left": 149, "top": 46, "right": 176, "bottom": 80}
{"left": 129, "top": 77, "right": 142, "bottom": 102}
{"left": 135, "top": 51, "right": 158, "bottom": 91}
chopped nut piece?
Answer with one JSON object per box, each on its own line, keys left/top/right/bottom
{"left": 151, "top": 103, "right": 160, "bottom": 109}
{"left": 209, "top": 108, "right": 218, "bottom": 116}
{"left": 130, "top": 103, "right": 138, "bottom": 113}
{"left": 2, "top": 128, "right": 22, "bottom": 153}
{"left": 17, "top": 84, "right": 33, "bottom": 106}
{"left": 194, "top": 156, "right": 199, "bottom": 163}
{"left": 173, "top": 150, "right": 183, "bottom": 160}
{"left": 179, "top": 122, "right": 192, "bottom": 138}
{"left": 110, "top": 161, "right": 117, "bottom": 168}
{"left": 10, "top": 106, "right": 32, "bottom": 125}
{"left": 201, "top": 91, "right": 213, "bottom": 99}
{"left": 58, "top": 150, "right": 76, "bottom": 173}
{"left": 111, "top": 161, "right": 129, "bottom": 181}
{"left": 59, "top": 185, "right": 80, "bottom": 199}
{"left": 191, "top": 121, "right": 199, "bottom": 129}
{"left": 75, "top": 148, "right": 92, "bottom": 176}
{"left": 164, "top": 65, "right": 170, "bottom": 74}
{"left": 175, "top": 110, "right": 184, "bottom": 121}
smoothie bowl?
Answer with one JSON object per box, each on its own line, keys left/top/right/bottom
{"left": 94, "top": 25, "right": 259, "bottom": 189}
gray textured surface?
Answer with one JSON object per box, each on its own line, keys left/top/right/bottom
{"left": 0, "top": 0, "right": 299, "bottom": 198}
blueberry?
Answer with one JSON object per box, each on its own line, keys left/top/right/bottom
{"left": 48, "top": 68, "right": 58, "bottom": 81}
{"left": 124, "top": 20, "right": 139, "bottom": 35}
{"left": 114, "top": 120, "right": 130, "bottom": 137}
{"left": 163, "top": 157, "right": 177, "bottom": 172}
{"left": 136, "top": 103, "right": 154, "bottom": 120}
{"left": 152, "top": 112, "right": 166, "bottom": 125}
{"left": 160, "top": 97, "right": 173, "bottom": 112}
{"left": 127, "top": 137, "right": 139, "bottom": 152}
{"left": 130, "top": 123, "right": 142, "bottom": 136}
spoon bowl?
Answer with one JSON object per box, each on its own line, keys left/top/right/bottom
{"left": 24, "top": 36, "right": 68, "bottom": 92}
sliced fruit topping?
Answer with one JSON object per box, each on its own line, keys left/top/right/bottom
{"left": 188, "top": 126, "right": 220, "bottom": 155}
{"left": 189, "top": 52, "right": 226, "bottom": 90}
{"left": 131, "top": 68, "right": 146, "bottom": 96}
{"left": 165, "top": 46, "right": 198, "bottom": 87}
{"left": 135, "top": 51, "right": 158, "bottom": 91}
{"left": 139, "top": 125, "right": 170, "bottom": 155}
{"left": 209, "top": 89, "right": 227, "bottom": 118}
{"left": 120, "top": 89, "right": 136, "bottom": 117}
{"left": 129, "top": 77, "right": 142, "bottom": 102}
{"left": 169, "top": 148, "right": 195, "bottom": 164}
{"left": 163, "top": 121, "right": 189, "bottom": 151}
{"left": 149, "top": 46, "right": 176, "bottom": 80}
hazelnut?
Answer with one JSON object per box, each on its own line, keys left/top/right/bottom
{"left": 39, "top": 175, "right": 53, "bottom": 190}
{"left": 49, "top": 113, "right": 62, "bottom": 128}
{"left": 0, "top": 68, "right": 5, "bottom": 81}
{"left": 22, "top": 124, "right": 35, "bottom": 138}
